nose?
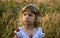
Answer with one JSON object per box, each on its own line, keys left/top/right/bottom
{"left": 25, "top": 15, "right": 29, "bottom": 19}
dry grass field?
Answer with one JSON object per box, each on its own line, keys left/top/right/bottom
{"left": 0, "top": 0, "right": 60, "bottom": 38}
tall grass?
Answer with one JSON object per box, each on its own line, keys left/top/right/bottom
{"left": 0, "top": 0, "right": 60, "bottom": 38}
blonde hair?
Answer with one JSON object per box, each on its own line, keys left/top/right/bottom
{"left": 19, "top": 4, "right": 41, "bottom": 28}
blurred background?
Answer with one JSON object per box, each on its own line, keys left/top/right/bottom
{"left": 0, "top": 0, "right": 60, "bottom": 38}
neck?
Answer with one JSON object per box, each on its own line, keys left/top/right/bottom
{"left": 22, "top": 24, "right": 34, "bottom": 30}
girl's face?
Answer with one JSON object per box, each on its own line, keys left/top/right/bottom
{"left": 22, "top": 9, "right": 35, "bottom": 26}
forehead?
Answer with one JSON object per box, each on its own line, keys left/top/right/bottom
{"left": 23, "top": 9, "right": 34, "bottom": 14}
{"left": 24, "top": 9, "right": 31, "bottom": 12}
{"left": 21, "top": 5, "right": 40, "bottom": 16}
{"left": 21, "top": 6, "right": 35, "bottom": 14}
{"left": 23, "top": 11, "right": 34, "bottom": 15}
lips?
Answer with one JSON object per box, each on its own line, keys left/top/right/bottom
{"left": 25, "top": 20, "right": 29, "bottom": 22}
{"left": 24, "top": 19, "right": 29, "bottom": 22}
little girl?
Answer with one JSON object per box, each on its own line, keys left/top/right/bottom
{"left": 14, "top": 4, "right": 45, "bottom": 38}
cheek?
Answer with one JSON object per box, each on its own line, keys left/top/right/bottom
{"left": 30, "top": 17, "right": 35, "bottom": 22}
{"left": 22, "top": 16, "right": 25, "bottom": 21}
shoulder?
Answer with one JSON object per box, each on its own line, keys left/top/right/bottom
{"left": 14, "top": 27, "right": 22, "bottom": 36}
{"left": 38, "top": 27, "right": 45, "bottom": 37}
{"left": 38, "top": 27, "right": 45, "bottom": 33}
{"left": 14, "top": 27, "right": 22, "bottom": 38}
{"left": 14, "top": 27, "right": 22, "bottom": 34}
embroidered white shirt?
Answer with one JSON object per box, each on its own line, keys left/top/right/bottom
{"left": 14, "top": 27, "right": 45, "bottom": 38}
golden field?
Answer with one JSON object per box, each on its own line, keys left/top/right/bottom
{"left": 0, "top": 0, "right": 60, "bottom": 38}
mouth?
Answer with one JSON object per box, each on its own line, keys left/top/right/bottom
{"left": 24, "top": 19, "right": 30, "bottom": 22}
{"left": 25, "top": 20, "right": 29, "bottom": 22}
